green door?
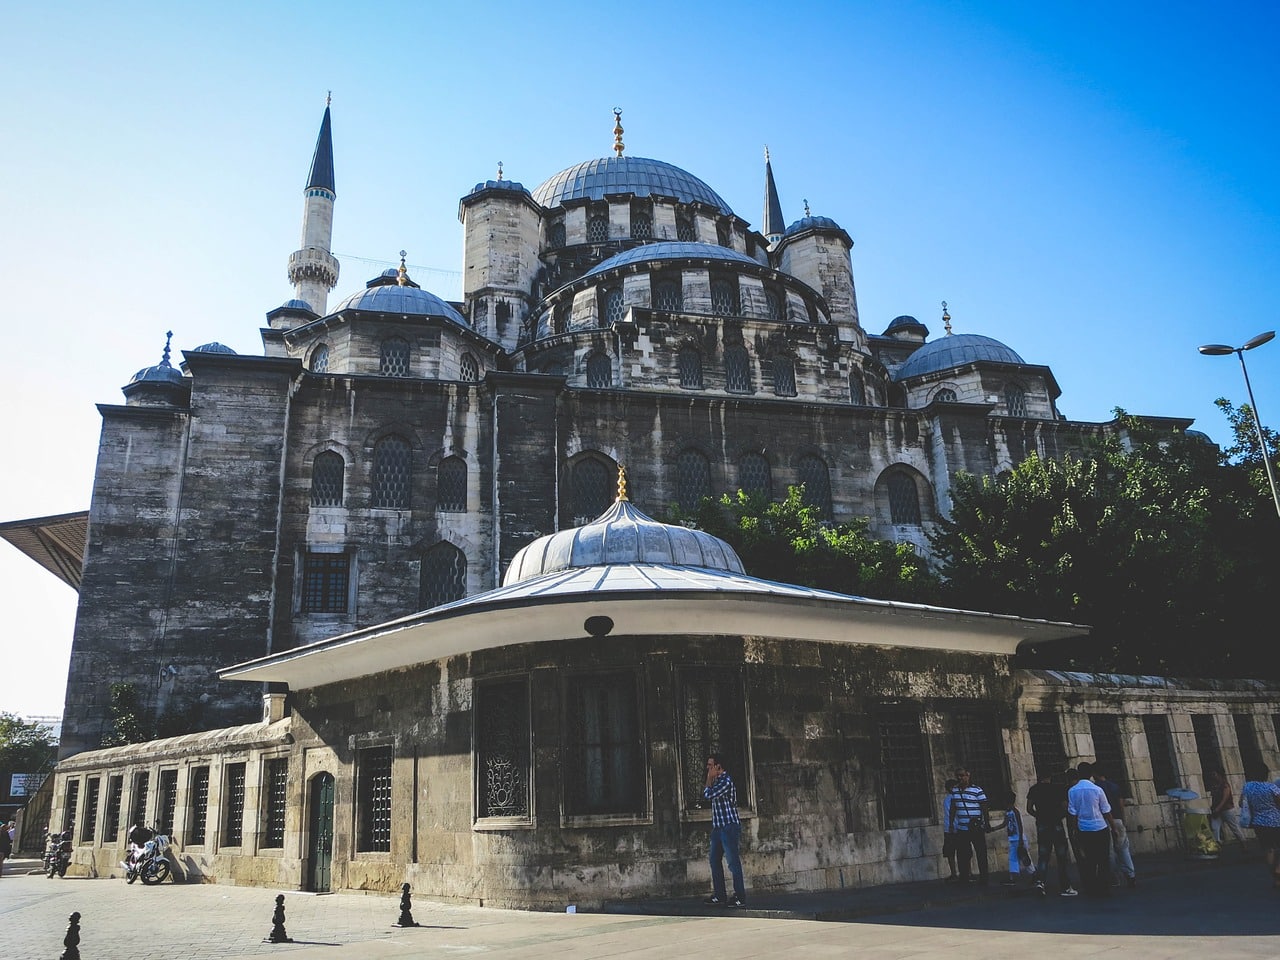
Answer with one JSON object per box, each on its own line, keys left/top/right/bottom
{"left": 307, "top": 773, "right": 335, "bottom": 893}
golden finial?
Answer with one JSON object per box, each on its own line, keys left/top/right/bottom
{"left": 612, "top": 108, "right": 625, "bottom": 158}
{"left": 617, "top": 464, "right": 630, "bottom": 502}
{"left": 803, "top": 198, "right": 811, "bottom": 217}
{"left": 397, "top": 250, "right": 408, "bottom": 286}
{"left": 496, "top": 161, "right": 504, "bottom": 181}
{"left": 326, "top": 90, "right": 331, "bottom": 108}
{"left": 942, "top": 300, "right": 952, "bottom": 335}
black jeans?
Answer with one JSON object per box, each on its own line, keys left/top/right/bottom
{"left": 1077, "top": 828, "right": 1112, "bottom": 896}
{"left": 957, "top": 823, "right": 988, "bottom": 882}
{"left": 1034, "top": 820, "right": 1072, "bottom": 889}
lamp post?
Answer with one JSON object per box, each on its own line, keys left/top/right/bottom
{"left": 1198, "top": 330, "right": 1280, "bottom": 520}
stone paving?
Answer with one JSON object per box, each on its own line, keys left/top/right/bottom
{"left": 1, "top": 853, "right": 1278, "bottom": 959}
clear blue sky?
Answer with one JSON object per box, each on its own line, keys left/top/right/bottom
{"left": 3, "top": 1, "right": 1278, "bottom": 717}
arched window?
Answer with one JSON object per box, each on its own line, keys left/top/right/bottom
{"left": 772, "top": 355, "right": 797, "bottom": 396}
{"left": 549, "top": 221, "right": 566, "bottom": 248}
{"left": 1006, "top": 385, "right": 1027, "bottom": 417}
{"left": 934, "top": 388, "right": 957, "bottom": 403}
{"left": 379, "top": 337, "right": 411, "bottom": 377}
{"left": 419, "top": 542, "right": 466, "bottom": 609}
{"left": 716, "top": 220, "right": 731, "bottom": 247}
{"left": 849, "top": 371, "right": 866, "bottom": 405}
{"left": 309, "top": 343, "right": 330, "bottom": 374}
{"left": 554, "top": 300, "right": 572, "bottom": 334}
{"left": 630, "top": 209, "right": 652, "bottom": 240}
{"left": 710, "top": 278, "right": 739, "bottom": 316}
{"left": 797, "top": 454, "right": 832, "bottom": 519}
{"left": 676, "top": 212, "right": 696, "bottom": 242}
{"left": 764, "top": 289, "right": 783, "bottom": 321}
{"left": 371, "top": 435, "right": 412, "bottom": 509}
{"left": 725, "top": 344, "right": 752, "bottom": 394}
{"left": 675, "top": 449, "right": 711, "bottom": 511}
{"left": 586, "top": 352, "right": 612, "bottom": 388}
{"left": 310, "top": 451, "right": 345, "bottom": 507}
{"left": 573, "top": 457, "right": 614, "bottom": 522}
{"left": 887, "top": 473, "right": 921, "bottom": 525}
{"left": 459, "top": 353, "right": 479, "bottom": 382}
{"left": 587, "top": 213, "right": 609, "bottom": 243}
{"left": 653, "top": 277, "right": 683, "bottom": 312}
{"left": 437, "top": 456, "right": 467, "bottom": 512}
{"left": 738, "top": 453, "right": 772, "bottom": 500}
{"left": 677, "top": 346, "right": 703, "bottom": 389}
{"left": 603, "top": 287, "right": 625, "bottom": 325}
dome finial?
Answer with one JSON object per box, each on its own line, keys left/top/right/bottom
{"left": 612, "top": 108, "right": 625, "bottom": 158}
{"left": 162, "top": 330, "right": 174, "bottom": 366}
{"left": 764, "top": 144, "right": 770, "bottom": 162}
{"left": 496, "top": 160, "right": 504, "bottom": 181}
{"left": 942, "top": 301, "right": 952, "bottom": 335}
{"left": 397, "top": 251, "right": 408, "bottom": 286}
{"left": 803, "top": 198, "right": 811, "bottom": 217}
{"left": 325, "top": 90, "right": 331, "bottom": 108}
{"left": 617, "top": 464, "right": 630, "bottom": 502}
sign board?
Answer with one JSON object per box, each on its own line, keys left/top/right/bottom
{"left": 10, "top": 773, "right": 46, "bottom": 797}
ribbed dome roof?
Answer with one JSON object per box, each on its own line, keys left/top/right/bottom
{"left": 333, "top": 277, "right": 468, "bottom": 327}
{"left": 532, "top": 157, "right": 732, "bottom": 215}
{"left": 190, "top": 342, "right": 237, "bottom": 355}
{"left": 503, "top": 497, "right": 744, "bottom": 587}
{"left": 782, "top": 214, "right": 844, "bottom": 239}
{"left": 129, "top": 359, "right": 186, "bottom": 385}
{"left": 583, "top": 241, "right": 758, "bottom": 279}
{"left": 895, "top": 333, "right": 1026, "bottom": 380}
{"left": 886, "top": 315, "right": 928, "bottom": 335}
{"left": 279, "top": 299, "right": 315, "bottom": 312}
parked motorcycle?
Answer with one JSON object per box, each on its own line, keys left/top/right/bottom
{"left": 122, "top": 824, "right": 172, "bottom": 885}
{"left": 43, "top": 830, "right": 72, "bottom": 878}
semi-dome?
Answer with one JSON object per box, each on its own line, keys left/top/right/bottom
{"left": 503, "top": 494, "right": 744, "bottom": 587}
{"left": 782, "top": 214, "right": 844, "bottom": 239}
{"left": 532, "top": 157, "right": 732, "bottom": 216}
{"left": 583, "top": 241, "right": 758, "bottom": 279}
{"left": 190, "top": 342, "right": 237, "bottom": 355}
{"left": 895, "top": 333, "right": 1026, "bottom": 380}
{"left": 333, "top": 273, "right": 468, "bottom": 327}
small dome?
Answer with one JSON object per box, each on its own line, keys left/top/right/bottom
{"left": 886, "top": 315, "right": 928, "bottom": 336}
{"left": 503, "top": 497, "right": 744, "bottom": 586}
{"left": 532, "top": 157, "right": 732, "bottom": 215}
{"left": 583, "top": 241, "right": 758, "bottom": 280}
{"left": 128, "top": 360, "right": 186, "bottom": 386}
{"left": 782, "top": 214, "right": 844, "bottom": 239}
{"left": 190, "top": 342, "right": 237, "bottom": 355}
{"left": 466, "top": 178, "right": 528, "bottom": 196}
{"left": 279, "top": 299, "right": 315, "bottom": 313}
{"left": 333, "top": 275, "right": 468, "bottom": 327}
{"left": 895, "top": 333, "right": 1026, "bottom": 380}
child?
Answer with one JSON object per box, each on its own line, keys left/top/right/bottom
{"left": 1001, "top": 792, "right": 1032, "bottom": 886}
{"left": 941, "top": 778, "right": 960, "bottom": 881}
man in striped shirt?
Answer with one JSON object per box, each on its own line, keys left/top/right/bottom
{"left": 703, "top": 753, "right": 746, "bottom": 907}
{"left": 952, "top": 767, "right": 991, "bottom": 884}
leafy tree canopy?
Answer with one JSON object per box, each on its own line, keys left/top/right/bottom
{"left": 0, "top": 712, "right": 58, "bottom": 773}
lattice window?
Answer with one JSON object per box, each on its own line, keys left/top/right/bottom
{"left": 566, "top": 673, "right": 645, "bottom": 816}
{"left": 849, "top": 372, "right": 866, "bottom": 405}
{"left": 676, "top": 214, "right": 696, "bottom": 242}
{"left": 603, "top": 288, "right": 624, "bottom": 325}
{"left": 797, "top": 454, "right": 832, "bottom": 520}
{"left": 676, "top": 450, "right": 711, "bottom": 511}
{"left": 1088, "top": 714, "right": 1128, "bottom": 794}
{"left": 63, "top": 779, "right": 79, "bottom": 835}
{"left": 301, "top": 552, "right": 349, "bottom": 614}
{"left": 630, "top": 210, "right": 652, "bottom": 240}
{"left": 549, "top": 221, "right": 566, "bottom": 248}
{"left": 738, "top": 453, "right": 772, "bottom": 500}
{"left": 372, "top": 435, "right": 412, "bottom": 509}
{"left": 725, "top": 344, "right": 752, "bottom": 394}
{"left": 81, "top": 777, "right": 100, "bottom": 843}
{"left": 678, "top": 671, "right": 748, "bottom": 811}
{"left": 772, "top": 355, "right": 797, "bottom": 396}
{"left": 158, "top": 769, "right": 178, "bottom": 836}
{"left": 573, "top": 457, "right": 614, "bottom": 523}
{"left": 1192, "top": 714, "right": 1222, "bottom": 783}
{"left": 764, "top": 289, "right": 782, "bottom": 321}
{"left": 263, "top": 759, "right": 288, "bottom": 848}
{"left": 476, "top": 679, "right": 531, "bottom": 819}
{"left": 876, "top": 709, "right": 932, "bottom": 820}
{"left": 103, "top": 775, "right": 123, "bottom": 843}
{"left": 934, "top": 388, "right": 957, "bottom": 403}
{"left": 710, "top": 278, "right": 739, "bottom": 316}
{"left": 586, "top": 352, "right": 612, "bottom": 388}
{"left": 379, "top": 337, "right": 411, "bottom": 377}
{"left": 419, "top": 542, "right": 466, "bottom": 609}
{"left": 953, "top": 711, "right": 1007, "bottom": 803}
{"left": 887, "top": 473, "right": 921, "bottom": 525}
{"left": 1006, "top": 385, "right": 1027, "bottom": 417}
{"left": 587, "top": 214, "right": 609, "bottom": 243}
{"left": 131, "top": 772, "right": 149, "bottom": 829}
{"left": 357, "top": 747, "right": 394, "bottom": 852}
{"left": 437, "top": 456, "right": 467, "bottom": 512}
{"left": 1026, "top": 712, "right": 1068, "bottom": 781}
{"left": 459, "top": 353, "right": 479, "bottom": 382}
{"left": 188, "top": 766, "right": 210, "bottom": 845}
{"left": 1233, "top": 714, "right": 1264, "bottom": 778}
{"left": 653, "top": 278, "right": 683, "bottom": 312}
{"left": 678, "top": 346, "right": 703, "bottom": 389}
{"left": 311, "top": 451, "right": 345, "bottom": 507}
{"left": 224, "top": 763, "right": 246, "bottom": 846}
{"left": 310, "top": 343, "right": 330, "bottom": 374}
{"left": 716, "top": 220, "right": 731, "bottom": 247}
{"left": 1142, "top": 715, "right": 1179, "bottom": 794}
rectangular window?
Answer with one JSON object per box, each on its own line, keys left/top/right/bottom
{"left": 158, "top": 769, "right": 178, "bottom": 836}
{"left": 952, "top": 711, "right": 1007, "bottom": 804}
{"left": 1142, "top": 715, "right": 1179, "bottom": 795}
{"left": 81, "top": 777, "right": 101, "bottom": 843}
{"left": 876, "top": 708, "right": 932, "bottom": 821}
{"left": 475, "top": 680, "right": 531, "bottom": 820}
{"left": 262, "top": 758, "right": 288, "bottom": 848}
{"left": 566, "top": 673, "right": 645, "bottom": 817}
{"left": 1191, "top": 715, "right": 1222, "bottom": 783}
{"left": 357, "top": 747, "right": 393, "bottom": 852}
{"left": 63, "top": 779, "right": 80, "bottom": 836}
{"left": 223, "top": 763, "right": 246, "bottom": 846}
{"left": 131, "top": 772, "right": 150, "bottom": 828}
{"left": 103, "top": 775, "right": 124, "bottom": 843}
{"left": 678, "top": 671, "right": 749, "bottom": 812}
{"left": 1026, "top": 712, "right": 1068, "bottom": 781}
{"left": 1088, "top": 713, "right": 1129, "bottom": 794}
{"left": 188, "top": 766, "right": 210, "bottom": 845}
{"left": 1232, "top": 714, "right": 1263, "bottom": 778}
{"left": 301, "top": 551, "right": 350, "bottom": 613}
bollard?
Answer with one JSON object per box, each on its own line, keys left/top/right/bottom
{"left": 393, "top": 882, "right": 421, "bottom": 927}
{"left": 264, "top": 893, "right": 294, "bottom": 944}
{"left": 60, "top": 912, "right": 81, "bottom": 960}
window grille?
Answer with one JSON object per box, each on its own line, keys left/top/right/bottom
{"left": 566, "top": 673, "right": 645, "bottom": 816}
{"left": 738, "top": 453, "right": 772, "bottom": 500}
{"left": 437, "top": 456, "right": 467, "bottom": 512}
{"left": 372, "top": 435, "right": 412, "bottom": 509}
{"left": 263, "top": 759, "right": 288, "bottom": 848}
{"left": 310, "top": 451, "right": 344, "bottom": 507}
{"left": 678, "top": 671, "right": 748, "bottom": 811}
{"left": 653, "top": 278, "right": 683, "bottom": 312}
{"left": 934, "top": 388, "right": 957, "bottom": 403}
{"left": 224, "top": 763, "right": 246, "bottom": 846}
{"left": 710, "top": 278, "right": 739, "bottom": 316}
{"left": 357, "top": 747, "right": 393, "bottom": 852}
{"left": 876, "top": 709, "right": 932, "bottom": 820}
{"left": 476, "top": 679, "right": 531, "bottom": 819}
{"left": 549, "top": 221, "right": 566, "bottom": 248}
{"left": 131, "top": 772, "right": 149, "bottom": 829}
{"left": 586, "top": 352, "right": 612, "bottom": 388}
{"left": 1006, "top": 386, "right": 1027, "bottom": 417}
{"left": 188, "top": 766, "right": 210, "bottom": 845}
{"left": 103, "top": 775, "right": 123, "bottom": 842}
{"left": 419, "top": 542, "right": 467, "bottom": 609}
{"left": 887, "top": 473, "right": 921, "bottom": 525}
{"left": 1142, "top": 715, "right": 1179, "bottom": 794}
{"left": 573, "top": 458, "right": 613, "bottom": 523}
{"left": 953, "top": 711, "right": 1007, "bottom": 802}
{"left": 772, "top": 355, "right": 797, "bottom": 396}
{"left": 82, "top": 777, "right": 100, "bottom": 843}
{"left": 630, "top": 210, "right": 652, "bottom": 240}
{"left": 587, "top": 214, "right": 609, "bottom": 243}
{"left": 301, "top": 552, "right": 349, "bottom": 614}
{"left": 158, "top": 769, "right": 178, "bottom": 836}
{"left": 1233, "top": 714, "right": 1264, "bottom": 778}
{"left": 676, "top": 214, "right": 696, "bottom": 242}
{"left": 379, "top": 337, "right": 411, "bottom": 377}
{"left": 1191, "top": 714, "right": 1222, "bottom": 783}
{"left": 849, "top": 372, "right": 866, "bottom": 405}
{"left": 1088, "top": 714, "right": 1128, "bottom": 794}
{"left": 716, "top": 221, "right": 731, "bottom": 247}
{"left": 603, "top": 288, "right": 625, "bottom": 325}
{"left": 797, "top": 454, "right": 832, "bottom": 519}
{"left": 1026, "top": 712, "right": 1068, "bottom": 781}
{"left": 676, "top": 450, "right": 711, "bottom": 511}
{"left": 764, "top": 289, "right": 782, "bottom": 321}
{"left": 677, "top": 346, "right": 703, "bottom": 389}
{"left": 459, "top": 353, "right": 479, "bottom": 382}
{"left": 310, "top": 344, "right": 330, "bottom": 374}
{"left": 63, "top": 780, "right": 79, "bottom": 835}
{"left": 725, "top": 345, "right": 752, "bottom": 394}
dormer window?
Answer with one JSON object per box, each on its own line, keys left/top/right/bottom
{"left": 676, "top": 211, "right": 696, "bottom": 242}
{"left": 586, "top": 352, "right": 612, "bottom": 388}
{"left": 630, "top": 205, "right": 652, "bottom": 240}
{"left": 710, "top": 277, "right": 739, "bottom": 316}
{"left": 459, "top": 353, "right": 479, "bottom": 382}
{"left": 587, "top": 205, "right": 609, "bottom": 243}
{"left": 549, "top": 220, "right": 567, "bottom": 248}
{"left": 1006, "top": 385, "right": 1027, "bottom": 417}
{"left": 603, "top": 287, "right": 625, "bottom": 325}
{"left": 309, "top": 343, "right": 330, "bottom": 374}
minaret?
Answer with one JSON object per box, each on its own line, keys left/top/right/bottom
{"left": 287, "top": 97, "right": 340, "bottom": 317}
{"left": 762, "top": 146, "right": 785, "bottom": 248}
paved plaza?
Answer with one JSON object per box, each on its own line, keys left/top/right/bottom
{"left": 1, "top": 853, "right": 1278, "bottom": 959}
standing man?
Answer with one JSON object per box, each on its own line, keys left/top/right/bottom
{"left": 1067, "top": 762, "right": 1118, "bottom": 897}
{"left": 1026, "top": 770, "right": 1077, "bottom": 896}
{"left": 1094, "top": 766, "right": 1136, "bottom": 888}
{"left": 703, "top": 753, "right": 746, "bottom": 908}
{"left": 953, "top": 767, "right": 991, "bottom": 885}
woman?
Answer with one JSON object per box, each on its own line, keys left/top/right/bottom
{"left": 1239, "top": 764, "right": 1280, "bottom": 888}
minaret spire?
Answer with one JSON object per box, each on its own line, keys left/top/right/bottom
{"left": 287, "top": 98, "right": 340, "bottom": 319}
{"left": 762, "top": 145, "right": 785, "bottom": 247}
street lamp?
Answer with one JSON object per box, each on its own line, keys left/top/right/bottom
{"left": 1198, "top": 330, "right": 1280, "bottom": 520}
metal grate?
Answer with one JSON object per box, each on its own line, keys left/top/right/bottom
{"left": 772, "top": 356, "right": 797, "bottom": 396}
{"left": 573, "top": 458, "right": 613, "bottom": 523}
{"left": 188, "top": 766, "right": 210, "bottom": 845}
{"left": 548, "top": 221, "right": 566, "bottom": 248}
{"left": 603, "top": 288, "right": 625, "bottom": 325}
{"left": 476, "top": 680, "right": 531, "bottom": 819}
{"left": 1088, "top": 714, "right": 1128, "bottom": 794}
{"left": 81, "top": 777, "right": 100, "bottom": 843}
{"left": 1233, "top": 714, "right": 1264, "bottom": 778}
{"left": 131, "top": 772, "right": 149, "bottom": 829}
{"left": 725, "top": 345, "right": 752, "bottom": 393}
{"left": 586, "top": 352, "right": 612, "bottom": 388}
{"left": 953, "top": 711, "right": 1007, "bottom": 803}
{"left": 1026, "top": 712, "right": 1068, "bottom": 781}
{"left": 1191, "top": 714, "right": 1222, "bottom": 785}
{"left": 460, "top": 353, "right": 480, "bottom": 382}
{"left": 158, "top": 769, "right": 178, "bottom": 836}
{"left": 310, "top": 451, "right": 345, "bottom": 507}
{"left": 887, "top": 473, "right": 921, "bottom": 525}
{"left": 1006, "top": 386, "right": 1027, "bottom": 417}
{"left": 679, "top": 671, "right": 747, "bottom": 810}
{"left": 103, "top": 775, "right": 123, "bottom": 842}
{"left": 567, "top": 673, "right": 644, "bottom": 816}
{"left": 676, "top": 450, "right": 711, "bottom": 511}
{"left": 263, "top": 759, "right": 288, "bottom": 848}
{"left": 1141, "top": 715, "right": 1179, "bottom": 794}
{"left": 849, "top": 372, "right": 865, "bottom": 405}
{"left": 876, "top": 709, "right": 933, "bottom": 820}
{"left": 419, "top": 542, "right": 466, "bottom": 609}
{"left": 372, "top": 435, "right": 412, "bottom": 509}
{"left": 437, "top": 456, "right": 467, "bottom": 512}
{"left": 224, "top": 763, "right": 246, "bottom": 846}
{"left": 587, "top": 214, "right": 609, "bottom": 243}
{"left": 764, "top": 289, "right": 782, "bottom": 321}
{"left": 710, "top": 278, "right": 739, "bottom": 316}
{"left": 630, "top": 210, "right": 652, "bottom": 240}
{"left": 677, "top": 346, "right": 703, "bottom": 389}
{"left": 797, "top": 454, "right": 832, "bottom": 519}
{"left": 738, "top": 453, "right": 772, "bottom": 500}
{"left": 63, "top": 780, "right": 79, "bottom": 835}
{"left": 358, "top": 747, "right": 393, "bottom": 852}
{"left": 379, "top": 337, "right": 411, "bottom": 377}
{"left": 309, "top": 344, "right": 329, "bottom": 374}
{"left": 676, "top": 215, "right": 696, "bottom": 242}
{"left": 653, "top": 278, "right": 683, "bottom": 312}
{"left": 301, "top": 552, "right": 349, "bottom": 614}
{"left": 935, "top": 388, "right": 957, "bottom": 403}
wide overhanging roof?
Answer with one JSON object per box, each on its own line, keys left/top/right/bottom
{"left": 221, "top": 563, "right": 1088, "bottom": 690}
{"left": 0, "top": 511, "right": 88, "bottom": 590}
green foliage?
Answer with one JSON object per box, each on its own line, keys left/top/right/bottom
{"left": 0, "top": 712, "right": 58, "bottom": 773}
{"left": 99, "top": 683, "right": 153, "bottom": 747}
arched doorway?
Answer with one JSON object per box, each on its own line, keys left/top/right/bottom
{"left": 307, "top": 772, "right": 335, "bottom": 893}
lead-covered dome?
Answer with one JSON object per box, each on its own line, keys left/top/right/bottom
{"left": 583, "top": 241, "right": 758, "bottom": 279}
{"left": 332, "top": 272, "right": 468, "bottom": 327}
{"left": 782, "top": 214, "right": 844, "bottom": 239}
{"left": 895, "top": 333, "right": 1026, "bottom": 380}
{"left": 532, "top": 157, "right": 732, "bottom": 215}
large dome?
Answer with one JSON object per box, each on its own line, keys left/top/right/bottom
{"left": 532, "top": 157, "right": 732, "bottom": 215}
{"left": 583, "top": 241, "right": 759, "bottom": 279}
{"left": 895, "top": 333, "right": 1026, "bottom": 380}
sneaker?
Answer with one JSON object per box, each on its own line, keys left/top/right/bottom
{"left": 1060, "top": 887, "right": 1079, "bottom": 897}
{"left": 703, "top": 896, "right": 724, "bottom": 906}
{"left": 729, "top": 897, "right": 745, "bottom": 908}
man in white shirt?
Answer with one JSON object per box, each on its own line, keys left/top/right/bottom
{"left": 1067, "top": 762, "right": 1119, "bottom": 897}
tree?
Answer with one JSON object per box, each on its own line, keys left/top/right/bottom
{"left": 0, "top": 712, "right": 58, "bottom": 774}
{"left": 99, "top": 683, "right": 153, "bottom": 747}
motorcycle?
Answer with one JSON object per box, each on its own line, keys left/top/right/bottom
{"left": 43, "top": 830, "right": 72, "bottom": 878}
{"left": 122, "top": 825, "right": 172, "bottom": 885}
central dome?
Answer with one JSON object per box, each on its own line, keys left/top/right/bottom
{"left": 532, "top": 157, "right": 733, "bottom": 215}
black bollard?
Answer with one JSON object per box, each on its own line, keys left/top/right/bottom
{"left": 60, "top": 912, "right": 81, "bottom": 960}
{"left": 393, "top": 882, "right": 421, "bottom": 927}
{"left": 264, "top": 893, "right": 294, "bottom": 944}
